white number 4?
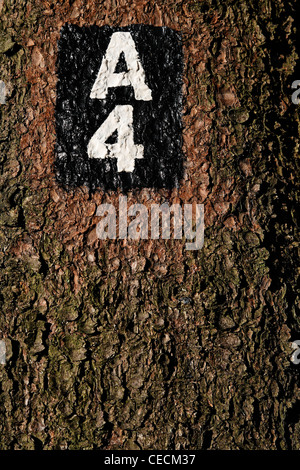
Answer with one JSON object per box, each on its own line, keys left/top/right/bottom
{"left": 88, "top": 105, "right": 143, "bottom": 173}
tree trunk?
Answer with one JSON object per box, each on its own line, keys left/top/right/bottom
{"left": 0, "top": 0, "right": 299, "bottom": 450}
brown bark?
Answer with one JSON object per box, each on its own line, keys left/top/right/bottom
{"left": 0, "top": 0, "right": 299, "bottom": 449}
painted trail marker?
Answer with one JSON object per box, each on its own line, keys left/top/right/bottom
{"left": 56, "top": 25, "right": 183, "bottom": 191}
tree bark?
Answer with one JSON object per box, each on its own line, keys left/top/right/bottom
{"left": 0, "top": 0, "right": 299, "bottom": 450}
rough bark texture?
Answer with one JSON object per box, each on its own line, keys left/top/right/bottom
{"left": 0, "top": 0, "right": 299, "bottom": 450}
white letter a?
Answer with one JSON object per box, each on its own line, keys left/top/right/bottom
{"left": 90, "top": 32, "right": 152, "bottom": 101}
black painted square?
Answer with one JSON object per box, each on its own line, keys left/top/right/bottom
{"left": 55, "top": 24, "right": 184, "bottom": 192}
